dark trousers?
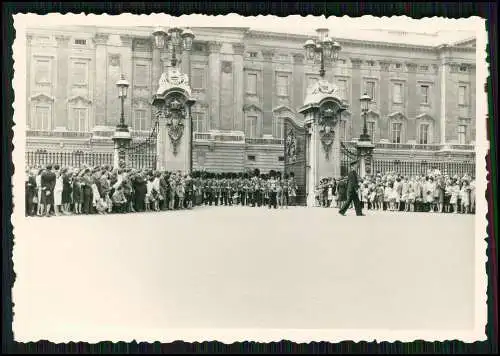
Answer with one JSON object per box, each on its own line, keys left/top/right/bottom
{"left": 82, "top": 188, "right": 92, "bottom": 214}
{"left": 114, "top": 202, "right": 126, "bottom": 213}
{"left": 222, "top": 191, "right": 229, "bottom": 206}
{"left": 339, "top": 190, "right": 362, "bottom": 215}
{"left": 268, "top": 192, "right": 277, "bottom": 209}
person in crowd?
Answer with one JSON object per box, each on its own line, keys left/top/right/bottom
{"left": 62, "top": 167, "right": 73, "bottom": 214}
{"left": 54, "top": 166, "right": 64, "bottom": 216}
{"left": 339, "top": 160, "right": 364, "bottom": 217}
{"left": 112, "top": 185, "right": 127, "bottom": 213}
{"left": 25, "top": 163, "right": 476, "bottom": 217}
{"left": 25, "top": 168, "right": 37, "bottom": 216}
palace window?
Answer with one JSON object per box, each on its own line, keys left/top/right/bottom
{"left": 420, "top": 84, "right": 430, "bottom": 104}
{"left": 246, "top": 73, "right": 257, "bottom": 94}
{"left": 278, "top": 156, "right": 285, "bottom": 162}
{"left": 418, "top": 123, "right": 430, "bottom": 144}
{"left": 248, "top": 52, "right": 258, "bottom": 58}
{"left": 392, "top": 83, "right": 403, "bottom": 103}
{"left": 72, "top": 61, "right": 88, "bottom": 85}
{"left": 33, "top": 106, "right": 50, "bottom": 131}
{"left": 337, "top": 79, "right": 348, "bottom": 100}
{"left": 395, "top": 63, "right": 402, "bottom": 69}
{"left": 74, "top": 39, "right": 87, "bottom": 45}
{"left": 419, "top": 65, "right": 429, "bottom": 71}
{"left": 276, "top": 74, "right": 289, "bottom": 96}
{"left": 191, "top": 68, "right": 205, "bottom": 90}
{"left": 245, "top": 115, "right": 258, "bottom": 138}
{"left": 71, "top": 107, "right": 88, "bottom": 132}
{"left": 458, "top": 125, "right": 467, "bottom": 144}
{"left": 247, "top": 155, "right": 256, "bottom": 161}
{"left": 367, "top": 121, "right": 375, "bottom": 142}
{"left": 391, "top": 122, "right": 403, "bottom": 143}
{"left": 367, "top": 60, "right": 375, "bottom": 67}
{"left": 365, "top": 81, "right": 376, "bottom": 101}
{"left": 192, "top": 110, "right": 207, "bottom": 132}
{"left": 35, "top": 59, "right": 51, "bottom": 84}
{"left": 458, "top": 85, "right": 467, "bottom": 106}
{"left": 134, "top": 64, "right": 149, "bottom": 86}
{"left": 272, "top": 117, "right": 284, "bottom": 139}
{"left": 134, "top": 109, "right": 147, "bottom": 131}
{"left": 459, "top": 64, "right": 468, "bottom": 72}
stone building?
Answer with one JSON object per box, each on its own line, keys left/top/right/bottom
{"left": 25, "top": 26, "right": 477, "bottom": 173}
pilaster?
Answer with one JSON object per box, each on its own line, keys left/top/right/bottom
{"left": 350, "top": 58, "right": 363, "bottom": 138}
{"left": 232, "top": 43, "right": 245, "bottom": 131}
{"left": 55, "top": 35, "right": 71, "bottom": 130}
{"left": 208, "top": 41, "right": 222, "bottom": 130}
{"left": 262, "top": 49, "right": 274, "bottom": 136}
{"left": 378, "top": 60, "right": 391, "bottom": 140}
{"left": 292, "top": 53, "right": 305, "bottom": 110}
{"left": 93, "top": 33, "right": 109, "bottom": 128}
{"left": 406, "top": 62, "right": 418, "bottom": 141}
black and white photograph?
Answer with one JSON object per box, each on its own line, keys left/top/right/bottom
{"left": 11, "top": 13, "right": 488, "bottom": 343}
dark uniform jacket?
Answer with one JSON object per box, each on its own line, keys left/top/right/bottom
{"left": 346, "top": 170, "right": 360, "bottom": 195}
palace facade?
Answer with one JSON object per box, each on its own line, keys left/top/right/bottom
{"left": 25, "top": 26, "right": 477, "bottom": 172}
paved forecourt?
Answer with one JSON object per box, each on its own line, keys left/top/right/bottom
{"left": 13, "top": 206, "right": 475, "bottom": 341}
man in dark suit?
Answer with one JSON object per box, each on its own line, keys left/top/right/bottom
{"left": 339, "top": 160, "right": 364, "bottom": 216}
{"left": 41, "top": 164, "right": 56, "bottom": 217}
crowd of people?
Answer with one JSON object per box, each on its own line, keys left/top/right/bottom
{"left": 24, "top": 165, "right": 299, "bottom": 217}
{"left": 24, "top": 163, "right": 475, "bottom": 217}
{"left": 315, "top": 169, "right": 476, "bottom": 214}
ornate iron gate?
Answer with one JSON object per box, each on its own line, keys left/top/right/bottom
{"left": 283, "top": 118, "right": 307, "bottom": 206}
{"left": 340, "top": 141, "right": 359, "bottom": 177}
{"left": 127, "top": 119, "right": 159, "bottom": 170}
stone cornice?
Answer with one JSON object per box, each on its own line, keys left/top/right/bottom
{"left": 292, "top": 53, "right": 305, "bottom": 64}
{"left": 93, "top": 33, "right": 110, "bottom": 45}
{"left": 261, "top": 49, "right": 274, "bottom": 61}
{"left": 405, "top": 62, "right": 418, "bottom": 72}
{"left": 208, "top": 41, "right": 222, "bottom": 54}
{"left": 120, "top": 34, "right": 134, "bottom": 47}
{"left": 232, "top": 43, "right": 245, "bottom": 55}
{"left": 350, "top": 58, "right": 363, "bottom": 69}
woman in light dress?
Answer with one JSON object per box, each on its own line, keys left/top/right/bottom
{"left": 53, "top": 168, "right": 64, "bottom": 216}
{"left": 449, "top": 179, "right": 460, "bottom": 213}
{"left": 460, "top": 180, "right": 471, "bottom": 214}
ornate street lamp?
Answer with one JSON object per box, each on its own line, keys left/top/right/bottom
{"left": 304, "top": 28, "right": 342, "bottom": 77}
{"left": 153, "top": 26, "right": 195, "bottom": 67}
{"left": 359, "top": 92, "right": 372, "bottom": 142}
{"left": 115, "top": 74, "right": 130, "bottom": 131}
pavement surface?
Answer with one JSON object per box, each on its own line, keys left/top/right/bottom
{"left": 12, "top": 206, "right": 476, "bottom": 342}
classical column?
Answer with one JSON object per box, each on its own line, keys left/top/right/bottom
{"left": 292, "top": 53, "right": 305, "bottom": 109}
{"left": 232, "top": 43, "right": 245, "bottom": 131}
{"left": 350, "top": 58, "right": 363, "bottom": 138}
{"left": 378, "top": 60, "right": 391, "bottom": 141}
{"left": 406, "top": 62, "right": 418, "bottom": 141}
{"left": 262, "top": 49, "right": 274, "bottom": 136}
{"left": 54, "top": 35, "right": 71, "bottom": 131}
{"left": 306, "top": 117, "right": 318, "bottom": 207}
{"left": 93, "top": 33, "right": 109, "bottom": 129}
{"left": 181, "top": 46, "right": 192, "bottom": 79}
{"left": 152, "top": 41, "right": 162, "bottom": 94}
{"left": 208, "top": 41, "right": 222, "bottom": 130}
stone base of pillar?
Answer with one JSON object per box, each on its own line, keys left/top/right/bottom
{"left": 112, "top": 129, "right": 132, "bottom": 169}
{"left": 356, "top": 140, "right": 375, "bottom": 178}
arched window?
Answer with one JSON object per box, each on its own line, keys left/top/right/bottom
{"left": 29, "top": 93, "right": 55, "bottom": 131}
{"left": 67, "top": 96, "right": 92, "bottom": 132}
{"left": 388, "top": 112, "right": 407, "bottom": 144}
{"left": 415, "top": 113, "right": 435, "bottom": 145}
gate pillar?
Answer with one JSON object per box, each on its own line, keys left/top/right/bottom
{"left": 298, "top": 79, "right": 348, "bottom": 207}
{"left": 151, "top": 67, "right": 196, "bottom": 173}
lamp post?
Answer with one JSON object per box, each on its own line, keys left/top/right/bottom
{"left": 304, "top": 28, "right": 342, "bottom": 78}
{"left": 359, "top": 92, "right": 372, "bottom": 142}
{"left": 112, "top": 74, "right": 131, "bottom": 169}
{"left": 115, "top": 74, "right": 130, "bottom": 131}
{"left": 152, "top": 26, "right": 195, "bottom": 67}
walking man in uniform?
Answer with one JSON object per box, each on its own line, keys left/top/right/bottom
{"left": 339, "top": 160, "right": 365, "bottom": 216}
